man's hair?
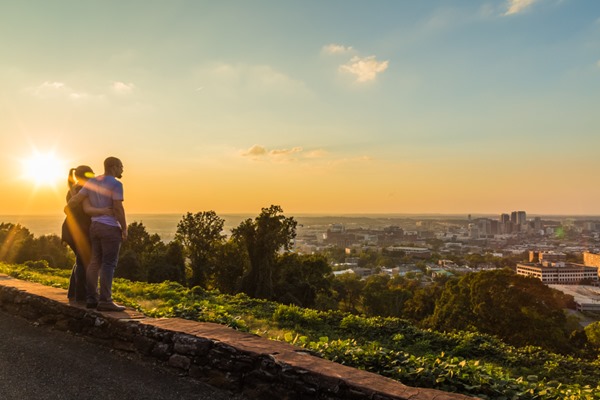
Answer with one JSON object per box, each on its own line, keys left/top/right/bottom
{"left": 104, "top": 157, "right": 121, "bottom": 170}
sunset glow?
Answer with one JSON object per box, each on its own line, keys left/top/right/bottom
{"left": 1, "top": 1, "right": 599, "bottom": 216}
{"left": 19, "top": 151, "right": 66, "bottom": 189}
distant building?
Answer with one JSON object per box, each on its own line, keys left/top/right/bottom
{"left": 332, "top": 269, "right": 355, "bottom": 276}
{"left": 583, "top": 252, "right": 600, "bottom": 278}
{"left": 438, "top": 259, "right": 458, "bottom": 268}
{"left": 516, "top": 211, "right": 527, "bottom": 225}
{"left": 323, "top": 224, "right": 356, "bottom": 247}
{"left": 386, "top": 246, "right": 431, "bottom": 259}
{"left": 584, "top": 251, "right": 600, "bottom": 267}
{"left": 517, "top": 262, "right": 598, "bottom": 285}
{"left": 529, "top": 251, "right": 567, "bottom": 263}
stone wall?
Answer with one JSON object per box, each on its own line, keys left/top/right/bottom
{"left": 0, "top": 274, "right": 476, "bottom": 400}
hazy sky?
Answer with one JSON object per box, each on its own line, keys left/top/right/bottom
{"left": 1, "top": 0, "right": 599, "bottom": 216}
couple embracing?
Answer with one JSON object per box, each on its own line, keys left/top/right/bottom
{"left": 62, "top": 156, "right": 127, "bottom": 312}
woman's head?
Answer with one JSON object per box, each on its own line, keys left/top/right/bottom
{"left": 68, "top": 165, "right": 94, "bottom": 188}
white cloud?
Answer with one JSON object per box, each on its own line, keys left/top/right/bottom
{"left": 322, "top": 43, "right": 354, "bottom": 55}
{"left": 505, "top": 0, "right": 538, "bottom": 16}
{"left": 241, "top": 145, "right": 333, "bottom": 163}
{"left": 270, "top": 147, "right": 303, "bottom": 156}
{"left": 26, "top": 81, "right": 92, "bottom": 100}
{"left": 111, "top": 81, "right": 135, "bottom": 94}
{"left": 339, "top": 56, "right": 389, "bottom": 83}
{"left": 241, "top": 144, "right": 268, "bottom": 157}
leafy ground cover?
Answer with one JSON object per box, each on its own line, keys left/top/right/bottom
{"left": 2, "top": 262, "right": 599, "bottom": 399}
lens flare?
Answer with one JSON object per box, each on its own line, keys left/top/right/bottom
{"left": 20, "top": 150, "right": 66, "bottom": 188}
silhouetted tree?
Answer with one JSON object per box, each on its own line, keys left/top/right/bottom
{"left": 273, "top": 253, "right": 332, "bottom": 308}
{"left": 146, "top": 241, "right": 186, "bottom": 284}
{"left": 25, "top": 234, "right": 73, "bottom": 268}
{"left": 175, "top": 211, "right": 225, "bottom": 287}
{"left": 212, "top": 240, "right": 247, "bottom": 294}
{"left": 0, "top": 223, "right": 34, "bottom": 263}
{"left": 116, "top": 222, "right": 162, "bottom": 281}
{"left": 232, "top": 205, "right": 296, "bottom": 300}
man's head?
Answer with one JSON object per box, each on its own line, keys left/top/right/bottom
{"left": 104, "top": 157, "right": 124, "bottom": 179}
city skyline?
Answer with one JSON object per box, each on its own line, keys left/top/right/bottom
{"left": 2, "top": 1, "right": 600, "bottom": 216}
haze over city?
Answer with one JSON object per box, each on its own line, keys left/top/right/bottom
{"left": 1, "top": 0, "right": 599, "bottom": 216}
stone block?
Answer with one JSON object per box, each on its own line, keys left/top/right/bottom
{"left": 173, "top": 334, "right": 213, "bottom": 356}
{"left": 133, "top": 336, "right": 156, "bottom": 355}
{"left": 151, "top": 342, "right": 172, "bottom": 360}
{"left": 168, "top": 354, "right": 191, "bottom": 370}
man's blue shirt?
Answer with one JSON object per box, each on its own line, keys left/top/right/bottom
{"left": 80, "top": 175, "right": 124, "bottom": 228}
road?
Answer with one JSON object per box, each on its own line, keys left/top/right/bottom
{"left": 0, "top": 310, "right": 246, "bottom": 400}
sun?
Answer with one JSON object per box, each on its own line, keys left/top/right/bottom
{"left": 20, "top": 150, "right": 66, "bottom": 188}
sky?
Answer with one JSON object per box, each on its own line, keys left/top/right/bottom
{"left": 1, "top": 0, "right": 600, "bottom": 217}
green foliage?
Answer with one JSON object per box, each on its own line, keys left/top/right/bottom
{"left": 0, "top": 223, "right": 34, "bottom": 263}
{"left": 2, "top": 261, "right": 600, "bottom": 399}
{"left": 273, "top": 253, "right": 333, "bottom": 308}
{"left": 232, "top": 205, "right": 297, "bottom": 300}
{"left": 584, "top": 321, "right": 600, "bottom": 349}
{"left": 175, "top": 211, "right": 226, "bottom": 287}
{"left": 331, "top": 272, "right": 364, "bottom": 312}
{"left": 24, "top": 260, "right": 50, "bottom": 270}
{"left": 361, "top": 274, "right": 412, "bottom": 317}
{"left": 116, "top": 222, "right": 179, "bottom": 283}
{"left": 146, "top": 241, "right": 186, "bottom": 284}
{"left": 211, "top": 240, "right": 246, "bottom": 294}
{"left": 429, "top": 269, "right": 576, "bottom": 353}
{"left": 0, "top": 223, "right": 73, "bottom": 268}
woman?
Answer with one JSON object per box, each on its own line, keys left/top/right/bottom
{"left": 62, "top": 165, "right": 110, "bottom": 302}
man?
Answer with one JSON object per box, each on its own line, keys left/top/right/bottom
{"left": 69, "top": 157, "right": 127, "bottom": 311}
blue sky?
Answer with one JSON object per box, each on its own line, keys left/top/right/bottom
{"left": 1, "top": 0, "right": 599, "bottom": 215}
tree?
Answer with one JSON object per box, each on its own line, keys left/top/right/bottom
{"left": 146, "top": 241, "right": 186, "bottom": 284}
{"left": 332, "top": 273, "right": 364, "bottom": 313}
{"left": 175, "top": 211, "right": 226, "bottom": 288}
{"left": 428, "top": 269, "right": 576, "bottom": 353}
{"left": 361, "top": 274, "right": 410, "bottom": 317}
{"left": 116, "top": 249, "right": 143, "bottom": 281}
{"left": 273, "top": 253, "right": 333, "bottom": 308}
{"left": 584, "top": 321, "right": 600, "bottom": 350}
{"left": 403, "top": 284, "right": 443, "bottom": 323}
{"left": 26, "top": 234, "right": 73, "bottom": 268}
{"left": 211, "top": 239, "right": 247, "bottom": 294}
{"left": 116, "top": 222, "right": 162, "bottom": 281}
{"left": 0, "top": 223, "right": 33, "bottom": 263}
{"left": 232, "top": 205, "right": 297, "bottom": 300}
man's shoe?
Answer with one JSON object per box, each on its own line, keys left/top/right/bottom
{"left": 86, "top": 301, "right": 98, "bottom": 309}
{"left": 97, "top": 302, "right": 126, "bottom": 312}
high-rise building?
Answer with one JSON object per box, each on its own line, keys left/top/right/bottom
{"left": 499, "top": 214, "right": 510, "bottom": 223}
{"left": 490, "top": 220, "right": 499, "bottom": 235}
{"left": 517, "top": 211, "right": 527, "bottom": 225}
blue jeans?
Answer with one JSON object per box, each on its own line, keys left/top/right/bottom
{"left": 86, "top": 222, "right": 122, "bottom": 303}
{"left": 67, "top": 253, "right": 87, "bottom": 301}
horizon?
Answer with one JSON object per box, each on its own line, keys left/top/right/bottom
{"left": 2, "top": 1, "right": 600, "bottom": 215}
{"left": 3, "top": 211, "right": 600, "bottom": 219}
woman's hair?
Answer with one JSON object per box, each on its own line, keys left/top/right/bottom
{"left": 68, "top": 165, "right": 94, "bottom": 190}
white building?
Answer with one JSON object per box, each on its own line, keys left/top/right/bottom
{"left": 516, "top": 262, "right": 599, "bottom": 285}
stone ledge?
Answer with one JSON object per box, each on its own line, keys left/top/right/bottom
{"left": 0, "top": 274, "right": 477, "bottom": 400}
